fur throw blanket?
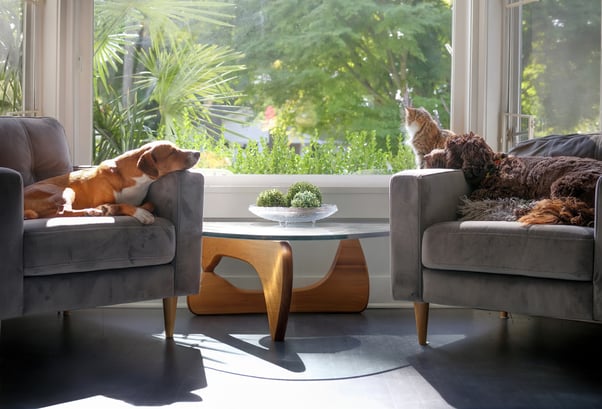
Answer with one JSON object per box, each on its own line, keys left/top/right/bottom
{"left": 425, "top": 132, "right": 601, "bottom": 227}
{"left": 457, "top": 197, "right": 537, "bottom": 222}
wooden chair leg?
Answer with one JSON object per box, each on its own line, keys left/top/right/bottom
{"left": 163, "top": 297, "right": 178, "bottom": 339}
{"left": 499, "top": 311, "right": 509, "bottom": 319}
{"left": 414, "top": 302, "right": 429, "bottom": 345}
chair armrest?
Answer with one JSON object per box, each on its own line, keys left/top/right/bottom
{"left": 594, "top": 177, "right": 602, "bottom": 320}
{"left": 389, "top": 169, "right": 470, "bottom": 301}
{"left": 147, "top": 169, "right": 204, "bottom": 295}
{"left": 0, "top": 167, "right": 24, "bottom": 318}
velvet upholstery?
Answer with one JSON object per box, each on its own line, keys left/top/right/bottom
{"left": 23, "top": 217, "right": 176, "bottom": 276}
{"left": 0, "top": 117, "right": 204, "bottom": 336}
{"left": 389, "top": 168, "right": 602, "bottom": 344}
{"left": 509, "top": 133, "right": 602, "bottom": 160}
{"left": 422, "top": 221, "right": 593, "bottom": 281}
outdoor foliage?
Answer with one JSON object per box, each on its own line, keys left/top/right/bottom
{"left": 93, "top": 0, "right": 245, "bottom": 162}
{"left": 3, "top": 1, "right": 599, "bottom": 170}
{"left": 520, "top": 1, "right": 600, "bottom": 134}
{"left": 92, "top": 0, "right": 451, "bottom": 172}
{"left": 0, "top": 0, "right": 22, "bottom": 115}
{"left": 172, "top": 120, "right": 414, "bottom": 174}
{"left": 228, "top": 0, "right": 452, "bottom": 144}
{"left": 0, "top": 0, "right": 451, "bottom": 172}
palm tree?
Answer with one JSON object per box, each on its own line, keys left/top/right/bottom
{"left": 93, "top": 0, "right": 245, "bottom": 162}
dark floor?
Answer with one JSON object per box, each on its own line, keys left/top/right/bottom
{"left": 1, "top": 307, "right": 601, "bottom": 409}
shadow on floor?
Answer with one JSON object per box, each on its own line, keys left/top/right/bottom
{"left": 407, "top": 311, "right": 602, "bottom": 409}
{"left": 2, "top": 308, "right": 602, "bottom": 409}
{"left": 0, "top": 310, "right": 207, "bottom": 409}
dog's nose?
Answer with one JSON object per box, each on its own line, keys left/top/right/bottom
{"left": 188, "top": 151, "right": 201, "bottom": 166}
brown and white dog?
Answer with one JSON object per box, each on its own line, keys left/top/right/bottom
{"left": 24, "top": 141, "right": 200, "bottom": 224}
{"left": 424, "top": 132, "right": 602, "bottom": 226}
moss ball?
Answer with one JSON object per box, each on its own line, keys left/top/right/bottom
{"left": 290, "top": 191, "right": 321, "bottom": 208}
{"left": 286, "top": 181, "right": 322, "bottom": 206}
{"left": 256, "top": 189, "right": 288, "bottom": 207}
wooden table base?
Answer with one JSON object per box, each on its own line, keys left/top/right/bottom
{"left": 187, "top": 236, "right": 370, "bottom": 341}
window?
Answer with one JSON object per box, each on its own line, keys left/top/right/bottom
{"left": 0, "top": 0, "right": 23, "bottom": 115}
{"left": 504, "top": 0, "right": 601, "bottom": 148}
{"left": 92, "top": 0, "right": 453, "bottom": 173}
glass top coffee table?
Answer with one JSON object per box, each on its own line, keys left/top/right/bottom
{"left": 187, "top": 220, "right": 389, "bottom": 341}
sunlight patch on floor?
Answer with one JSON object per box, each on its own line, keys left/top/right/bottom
{"left": 154, "top": 332, "right": 465, "bottom": 381}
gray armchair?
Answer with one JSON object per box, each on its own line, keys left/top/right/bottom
{"left": 0, "top": 116, "right": 204, "bottom": 337}
{"left": 390, "top": 168, "right": 601, "bottom": 345}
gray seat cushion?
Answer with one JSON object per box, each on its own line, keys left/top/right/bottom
{"left": 422, "top": 221, "right": 594, "bottom": 281}
{"left": 24, "top": 216, "right": 175, "bottom": 276}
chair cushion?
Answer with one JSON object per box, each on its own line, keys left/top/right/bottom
{"left": 0, "top": 116, "right": 73, "bottom": 186}
{"left": 508, "top": 133, "right": 602, "bottom": 160}
{"left": 422, "top": 221, "right": 594, "bottom": 281}
{"left": 24, "top": 216, "right": 175, "bottom": 276}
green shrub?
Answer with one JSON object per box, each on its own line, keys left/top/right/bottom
{"left": 230, "top": 127, "right": 413, "bottom": 174}
{"left": 132, "top": 115, "right": 415, "bottom": 174}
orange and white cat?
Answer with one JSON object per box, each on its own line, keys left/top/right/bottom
{"left": 404, "top": 106, "right": 455, "bottom": 169}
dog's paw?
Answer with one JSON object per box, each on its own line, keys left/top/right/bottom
{"left": 85, "top": 207, "right": 105, "bottom": 216}
{"left": 24, "top": 209, "right": 39, "bottom": 219}
{"left": 134, "top": 207, "right": 155, "bottom": 224}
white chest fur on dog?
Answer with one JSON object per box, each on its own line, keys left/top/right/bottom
{"left": 114, "top": 174, "right": 154, "bottom": 205}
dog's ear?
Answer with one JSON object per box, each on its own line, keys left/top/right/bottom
{"left": 459, "top": 133, "right": 496, "bottom": 186}
{"left": 443, "top": 134, "right": 464, "bottom": 170}
{"left": 424, "top": 148, "right": 447, "bottom": 168}
{"left": 137, "top": 150, "right": 159, "bottom": 178}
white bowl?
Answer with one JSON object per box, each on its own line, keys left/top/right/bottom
{"left": 248, "top": 204, "right": 338, "bottom": 224}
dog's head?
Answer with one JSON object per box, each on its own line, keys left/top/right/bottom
{"left": 137, "top": 141, "right": 200, "bottom": 179}
{"left": 424, "top": 132, "right": 498, "bottom": 187}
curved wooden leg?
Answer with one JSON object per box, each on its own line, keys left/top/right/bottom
{"left": 252, "top": 242, "right": 293, "bottom": 341}
{"left": 188, "top": 237, "right": 293, "bottom": 341}
{"left": 414, "top": 302, "right": 429, "bottom": 346}
{"left": 290, "top": 239, "right": 369, "bottom": 312}
{"left": 163, "top": 297, "right": 177, "bottom": 339}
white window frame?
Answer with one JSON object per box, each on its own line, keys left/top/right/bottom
{"left": 451, "top": 0, "right": 505, "bottom": 150}
{"left": 501, "top": 0, "right": 602, "bottom": 148}
{"left": 26, "top": 0, "right": 93, "bottom": 166}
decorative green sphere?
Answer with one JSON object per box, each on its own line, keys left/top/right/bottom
{"left": 290, "top": 191, "right": 321, "bottom": 208}
{"left": 256, "top": 189, "right": 288, "bottom": 207}
{"left": 286, "top": 181, "right": 322, "bottom": 206}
